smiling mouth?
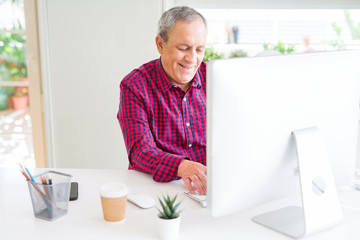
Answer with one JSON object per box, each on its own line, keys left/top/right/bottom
{"left": 179, "top": 63, "right": 194, "bottom": 69}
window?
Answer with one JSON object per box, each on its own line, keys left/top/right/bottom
{"left": 198, "top": 9, "right": 360, "bottom": 58}
{"left": 0, "top": 0, "right": 35, "bottom": 167}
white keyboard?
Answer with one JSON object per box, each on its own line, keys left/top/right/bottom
{"left": 184, "top": 192, "right": 207, "bottom": 208}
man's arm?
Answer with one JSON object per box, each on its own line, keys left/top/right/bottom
{"left": 118, "top": 81, "right": 188, "bottom": 182}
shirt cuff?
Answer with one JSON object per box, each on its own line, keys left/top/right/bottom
{"left": 153, "top": 153, "right": 189, "bottom": 182}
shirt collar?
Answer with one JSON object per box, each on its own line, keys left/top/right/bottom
{"left": 156, "top": 58, "right": 202, "bottom": 93}
{"left": 156, "top": 58, "right": 173, "bottom": 93}
{"left": 192, "top": 69, "right": 202, "bottom": 89}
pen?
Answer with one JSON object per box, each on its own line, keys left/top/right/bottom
{"left": 40, "top": 176, "right": 47, "bottom": 193}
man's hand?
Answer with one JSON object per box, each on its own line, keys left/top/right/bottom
{"left": 177, "top": 159, "right": 207, "bottom": 195}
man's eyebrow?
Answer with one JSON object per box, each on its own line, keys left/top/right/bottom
{"left": 176, "top": 44, "right": 190, "bottom": 47}
{"left": 176, "top": 44, "right": 205, "bottom": 48}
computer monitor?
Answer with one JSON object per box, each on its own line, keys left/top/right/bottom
{"left": 207, "top": 50, "right": 360, "bottom": 238}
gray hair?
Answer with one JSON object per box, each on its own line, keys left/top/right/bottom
{"left": 158, "top": 6, "right": 207, "bottom": 43}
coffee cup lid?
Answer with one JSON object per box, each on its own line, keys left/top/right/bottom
{"left": 100, "top": 182, "right": 129, "bottom": 198}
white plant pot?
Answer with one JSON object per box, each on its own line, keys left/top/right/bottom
{"left": 157, "top": 215, "right": 181, "bottom": 240}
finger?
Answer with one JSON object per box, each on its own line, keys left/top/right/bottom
{"left": 196, "top": 163, "right": 207, "bottom": 178}
{"left": 191, "top": 175, "right": 205, "bottom": 195}
{"left": 193, "top": 166, "right": 206, "bottom": 194}
{"left": 183, "top": 177, "right": 195, "bottom": 194}
{"left": 197, "top": 172, "right": 207, "bottom": 194}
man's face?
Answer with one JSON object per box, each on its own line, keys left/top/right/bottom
{"left": 156, "top": 18, "right": 207, "bottom": 91}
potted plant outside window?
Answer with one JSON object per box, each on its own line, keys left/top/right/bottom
{"left": 10, "top": 85, "right": 28, "bottom": 110}
{"left": 0, "top": 26, "right": 28, "bottom": 111}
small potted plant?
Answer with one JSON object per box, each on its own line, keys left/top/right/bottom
{"left": 157, "top": 194, "right": 182, "bottom": 240}
{"left": 10, "top": 85, "right": 28, "bottom": 110}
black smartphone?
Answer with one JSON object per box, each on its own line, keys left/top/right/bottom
{"left": 70, "top": 182, "right": 78, "bottom": 201}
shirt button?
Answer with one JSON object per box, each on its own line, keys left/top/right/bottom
{"left": 183, "top": 97, "right": 187, "bottom": 101}
{"left": 188, "top": 144, "right": 192, "bottom": 148}
{"left": 186, "top": 122, "right": 190, "bottom": 127}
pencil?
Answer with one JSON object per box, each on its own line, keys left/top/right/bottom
{"left": 20, "top": 169, "right": 30, "bottom": 181}
{"left": 19, "top": 169, "right": 55, "bottom": 209}
{"left": 25, "top": 167, "right": 35, "bottom": 182}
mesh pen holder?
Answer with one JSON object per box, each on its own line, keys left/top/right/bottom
{"left": 27, "top": 171, "right": 72, "bottom": 221}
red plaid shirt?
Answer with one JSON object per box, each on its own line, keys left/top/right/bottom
{"left": 118, "top": 58, "right": 206, "bottom": 182}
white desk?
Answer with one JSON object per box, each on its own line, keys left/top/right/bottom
{"left": 1, "top": 168, "right": 360, "bottom": 239}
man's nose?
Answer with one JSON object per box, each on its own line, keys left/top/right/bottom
{"left": 185, "top": 49, "right": 197, "bottom": 63}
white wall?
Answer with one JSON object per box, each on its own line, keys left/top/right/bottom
{"left": 38, "top": 0, "right": 162, "bottom": 169}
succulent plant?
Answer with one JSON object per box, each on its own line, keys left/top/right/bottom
{"left": 157, "top": 194, "right": 182, "bottom": 219}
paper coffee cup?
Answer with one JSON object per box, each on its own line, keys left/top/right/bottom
{"left": 100, "top": 182, "right": 129, "bottom": 222}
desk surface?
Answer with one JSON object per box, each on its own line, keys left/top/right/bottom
{"left": 1, "top": 168, "right": 360, "bottom": 240}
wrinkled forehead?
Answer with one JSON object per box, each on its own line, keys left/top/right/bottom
{"left": 167, "top": 19, "right": 207, "bottom": 45}
{"left": 169, "top": 18, "right": 207, "bottom": 37}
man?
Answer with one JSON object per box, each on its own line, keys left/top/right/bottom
{"left": 117, "top": 6, "right": 207, "bottom": 195}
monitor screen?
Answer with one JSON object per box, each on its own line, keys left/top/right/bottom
{"left": 207, "top": 50, "right": 360, "bottom": 218}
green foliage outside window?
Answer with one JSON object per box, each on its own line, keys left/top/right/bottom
{"left": 203, "top": 47, "right": 224, "bottom": 62}
{"left": 344, "top": 10, "right": 360, "bottom": 40}
{"left": 328, "top": 23, "right": 346, "bottom": 50}
{"left": 0, "top": 24, "right": 27, "bottom": 81}
{"left": 263, "top": 42, "right": 296, "bottom": 54}
{"left": 0, "top": 3, "right": 27, "bottom": 110}
{"left": 229, "top": 49, "right": 248, "bottom": 58}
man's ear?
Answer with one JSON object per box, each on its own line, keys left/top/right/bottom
{"left": 155, "top": 35, "right": 164, "bottom": 55}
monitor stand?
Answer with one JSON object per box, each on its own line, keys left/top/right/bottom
{"left": 252, "top": 127, "right": 343, "bottom": 239}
